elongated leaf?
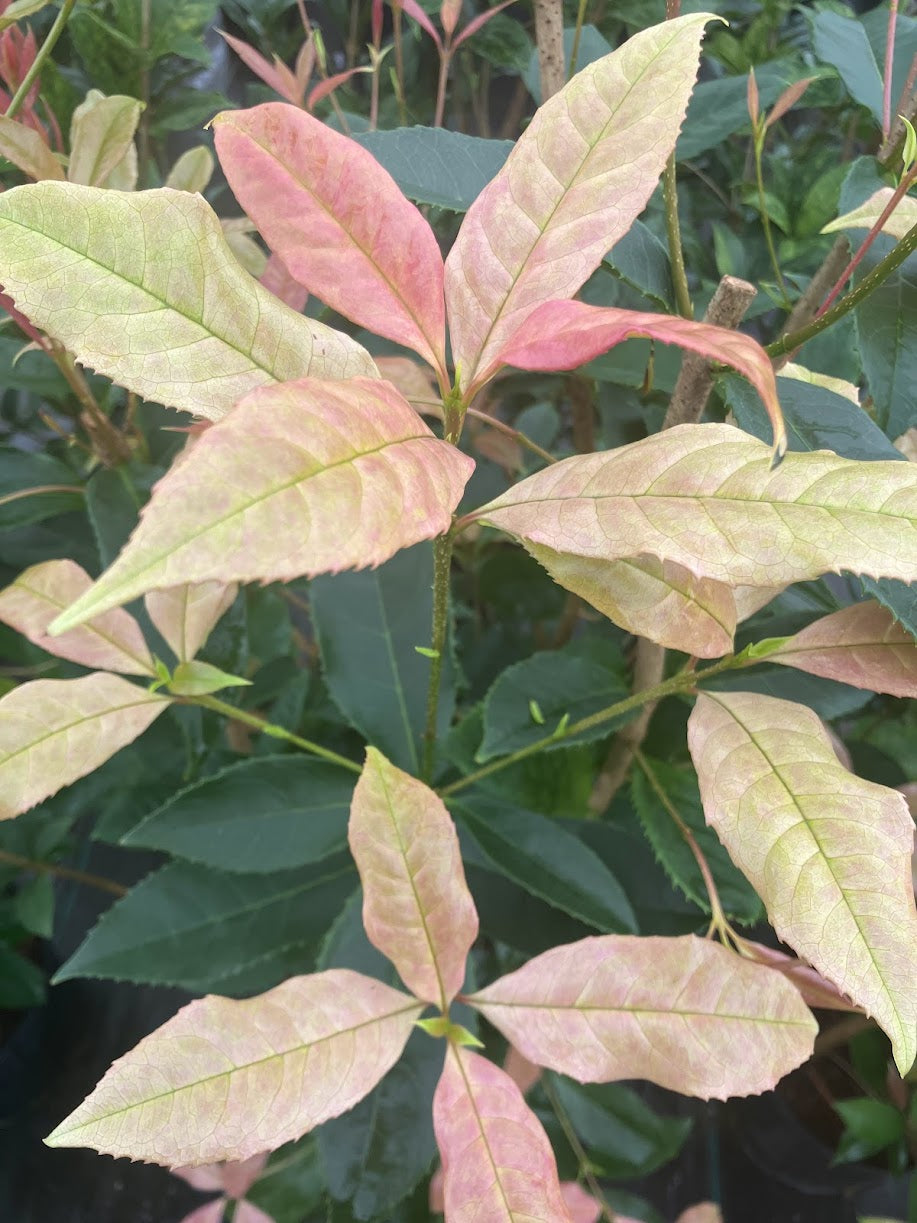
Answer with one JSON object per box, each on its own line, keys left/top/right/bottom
{"left": 523, "top": 548, "right": 738, "bottom": 658}
{"left": 145, "top": 581, "right": 237, "bottom": 663}
{"left": 494, "top": 301, "right": 785, "bottom": 458}
{"left": 54, "top": 856, "right": 356, "bottom": 995}
{"left": 433, "top": 1045, "right": 575, "bottom": 1223}
{"left": 471, "top": 423, "right": 917, "bottom": 590}
{"left": 51, "top": 378, "right": 474, "bottom": 633}
{"left": 0, "top": 673, "right": 168, "bottom": 819}
{"left": 0, "top": 559, "right": 154, "bottom": 675}
{"left": 688, "top": 691, "right": 917, "bottom": 1074}
{"left": 0, "top": 115, "right": 65, "bottom": 181}
{"left": 768, "top": 601, "right": 917, "bottom": 696}
{"left": 350, "top": 749, "right": 477, "bottom": 1008}
{"left": 46, "top": 970, "right": 423, "bottom": 1165}
{"left": 353, "top": 127, "right": 512, "bottom": 211}
{"left": 0, "top": 183, "right": 376, "bottom": 421}
{"left": 123, "top": 756, "right": 353, "bottom": 872}
{"left": 67, "top": 92, "right": 143, "bottom": 187}
{"left": 823, "top": 187, "right": 917, "bottom": 242}
{"left": 854, "top": 236, "right": 917, "bottom": 437}
{"left": 444, "top": 14, "right": 713, "bottom": 392}
{"left": 213, "top": 104, "right": 447, "bottom": 374}
{"left": 469, "top": 934, "right": 817, "bottom": 1099}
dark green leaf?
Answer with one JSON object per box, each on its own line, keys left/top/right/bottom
{"left": 860, "top": 577, "right": 917, "bottom": 641}
{"left": 0, "top": 448, "right": 83, "bottom": 530}
{"left": 463, "top": 12, "right": 532, "bottom": 72}
{"left": 705, "top": 664, "right": 872, "bottom": 719}
{"left": 631, "top": 756, "right": 763, "bottom": 924}
{"left": 85, "top": 462, "right": 159, "bottom": 568}
{"left": 13, "top": 874, "right": 53, "bottom": 939}
{"left": 0, "top": 336, "right": 69, "bottom": 399}
{"left": 854, "top": 238, "right": 917, "bottom": 438}
{"left": 311, "top": 543, "right": 453, "bottom": 774}
{"left": 0, "top": 943, "right": 45, "bottom": 1009}
{"left": 463, "top": 861, "right": 594, "bottom": 955}
{"left": 604, "top": 220, "right": 674, "bottom": 310}
{"left": 246, "top": 1139, "right": 326, "bottom": 1223}
{"left": 834, "top": 1098, "right": 905, "bottom": 1164}
{"left": 123, "top": 756, "right": 354, "bottom": 872}
{"left": 677, "top": 63, "right": 800, "bottom": 160}
{"left": 354, "top": 127, "right": 512, "bottom": 211}
{"left": 53, "top": 856, "right": 356, "bottom": 995}
{"left": 811, "top": 10, "right": 882, "bottom": 121}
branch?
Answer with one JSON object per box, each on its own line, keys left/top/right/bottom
{"left": 533, "top": 0, "right": 565, "bottom": 101}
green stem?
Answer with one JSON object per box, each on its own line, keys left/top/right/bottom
{"left": 422, "top": 532, "right": 454, "bottom": 782}
{"left": 5, "top": 0, "right": 77, "bottom": 121}
{"left": 568, "top": 0, "right": 588, "bottom": 79}
{"left": 542, "top": 1076, "right": 617, "bottom": 1222}
{"left": 439, "top": 653, "right": 745, "bottom": 798}
{"left": 766, "top": 217, "right": 917, "bottom": 360}
{"left": 663, "top": 153, "right": 693, "bottom": 318}
{"left": 753, "top": 131, "right": 790, "bottom": 308}
{"left": 188, "top": 694, "right": 361, "bottom": 774}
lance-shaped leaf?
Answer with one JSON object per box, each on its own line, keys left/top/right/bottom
{"left": 0, "top": 183, "right": 376, "bottom": 422}
{"left": 493, "top": 301, "right": 786, "bottom": 459}
{"left": 0, "top": 673, "right": 169, "bottom": 819}
{"left": 67, "top": 91, "right": 143, "bottom": 187}
{"left": 524, "top": 547, "right": 738, "bottom": 658}
{"left": 349, "top": 749, "right": 478, "bottom": 1008}
{"left": 46, "top": 970, "right": 423, "bottom": 1166}
{"left": 468, "top": 934, "right": 816, "bottom": 1100}
{"left": 444, "top": 14, "right": 713, "bottom": 393}
{"left": 145, "top": 581, "right": 238, "bottom": 663}
{"left": 469, "top": 423, "right": 917, "bottom": 589}
{"left": 823, "top": 187, "right": 917, "bottom": 241}
{"left": 688, "top": 691, "right": 917, "bottom": 1075}
{"left": 767, "top": 600, "right": 917, "bottom": 697}
{"left": 213, "top": 104, "right": 447, "bottom": 376}
{"left": 0, "top": 559, "right": 155, "bottom": 675}
{"left": 50, "top": 378, "right": 474, "bottom": 632}
{"left": 0, "top": 115, "right": 64, "bottom": 181}
{"left": 432, "top": 1045, "right": 575, "bottom": 1223}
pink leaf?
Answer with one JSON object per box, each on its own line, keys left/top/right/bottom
{"left": 144, "top": 582, "right": 237, "bottom": 663}
{"left": 213, "top": 104, "right": 447, "bottom": 376}
{"left": 349, "top": 748, "right": 478, "bottom": 1008}
{"left": 440, "top": 0, "right": 462, "bottom": 40}
{"left": 395, "top": 0, "right": 443, "bottom": 50}
{"left": 50, "top": 378, "right": 474, "bottom": 633}
{"left": 468, "top": 934, "right": 816, "bottom": 1100}
{"left": 676, "top": 1206, "right": 723, "bottom": 1223}
{"left": 45, "top": 970, "right": 423, "bottom": 1166}
{"left": 259, "top": 252, "right": 308, "bottom": 312}
{"left": 560, "top": 1182, "right": 601, "bottom": 1223}
{"left": 306, "top": 68, "right": 368, "bottom": 112}
{"left": 451, "top": 0, "right": 517, "bottom": 51}
{"left": 219, "top": 30, "right": 304, "bottom": 105}
{"left": 444, "top": 14, "right": 713, "bottom": 393}
{"left": 232, "top": 1200, "right": 276, "bottom": 1223}
{"left": 740, "top": 941, "right": 860, "bottom": 1014}
{"left": 493, "top": 300, "right": 786, "bottom": 461}
{"left": 470, "top": 423, "right": 917, "bottom": 591}
{"left": 176, "top": 1201, "right": 226, "bottom": 1223}
{"left": 0, "top": 559, "right": 155, "bottom": 675}
{"left": 433, "top": 1045, "right": 575, "bottom": 1223}
{"left": 0, "top": 673, "right": 169, "bottom": 818}
{"left": 502, "top": 1043, "right": 541, "bottom": 1095}
{"left": 217, "top": 1151, "right": 270, "bottom": 1198}
{"left": 767, "top": 600, "right": 917, "bottom": 697}
{"left": 765, "top": 78, "right": 813, "bottom": 130}
{"left": 0, "top": 113, "right": 63, "bottom": 180}
{"left": 374, "top": 355, "right": 440, "bottom": 411}
{"left": 688, "top": 691, "right": 917, "bottom": 1075}
{"left": 172, "top": 1165, "right": 227, "bottom": 1192}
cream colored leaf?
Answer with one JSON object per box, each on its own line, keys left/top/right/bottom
{"left": 0, "top": 115, "right": 64, "bottom": 181}
{"left": 144, "top": 582, "right": 237, "bottom": 663}
{"left": 67, "top": 91, "right": 143, "bottom": 187}
{"left": 822, "top": 187, "right": 917, "bottom": 241}
{"left": 165, "top": 146, "right": 215, "bottom": 194}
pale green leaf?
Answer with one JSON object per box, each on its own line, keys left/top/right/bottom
{"left": 823, "top": 187, "right": 917, "bottom": 241}
{"left": 67, "top": 91, "right": 144, "bottom": 188}
{"left": 0, "top": 116, "right": 65, "bottom": 181}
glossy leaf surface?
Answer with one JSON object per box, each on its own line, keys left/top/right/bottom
{"left": 0, "top": 183, "right": 375, "bottom": 421}
{"left": 433, "top": 1045, "right": 574, "bottom": 1223}
{"left": 469, "top": 934, "right": 817, "bottom": 1099}
{"left": 214, "top": 104, "right": 446, "bottom": 373}
{"left": 0, "top": 559, "right": 154, "bottom": 675}
{"left": 145, "top": 581, "right": 237, "bottom": 663}
{"left": 51, "top": 378, "right": 474, "bottom": 632}
{"left": 349, "top": 749, "right": 478, "bottom": 1007}
{"left": 445, "top": 14, "right": 712, "bottom": 391}
{"left": 46, "top": 970, "right": 423, "bottom": 1165}
{"left": 689, "top": 691, "right": 917, "bottom": 1074}
{"left": 0, "top": 674, "right": 168, "bottom": 819}
{"left": 472, "top": 424, "right": 917, "bottom": 589}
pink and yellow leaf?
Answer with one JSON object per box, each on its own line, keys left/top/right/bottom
{"left": 145, "top": 581, "right": 237, "bottom": 664}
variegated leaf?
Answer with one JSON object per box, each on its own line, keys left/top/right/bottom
{"left": 444, "top": 14, "right": 713, "bottom": 393}
{"left": 823, "top": 187, "right": 917, "bottom": 241}
{"left": 349, "top": 748, "right": 478, "bottom": 1008}
{"left": 470, "top": 424, "right": 917, "bottom": 589}
{"left": 468, "top": 934, "right": 816, "bottom": 1099}
{"left": 213, "top": 104, "right": 447, "bottom": 376}
{"left": 50, "top": 378, "right": 474, "bottom": 632}
{"left": 67, "top": 91, "right": 143, "bottom": 187}
{"left": 145, "top": 582, "right": 238, "bottom": 663}
{"left": 688, "top": 691, "right": 917, "bottom": 1074}
{"left": 0, "top": 559, "right": 154, "bottom": 675}
{"left": 433, "top": 1045, "right": 574, "bottom": 1223}
{"left": 46, "top": 970, "right": 423, "bottom": 1165}
{"left": 0, "top": 183, "right": 376, "bottom": 421}
{"left": 0, "top": 673, "right": 168, "bottom": 818}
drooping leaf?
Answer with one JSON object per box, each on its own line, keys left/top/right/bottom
{"left": 811, "top": 9, "right": 883, "bottom": 122}
{"left": 213, "top": 104, "right": 447, "bottom": 375}
{"left": 353, "top": 127, "right": 512, "bottom": 212}
{"left": 53, "top": 856, "right": 357, "bottom": 995}
{"left": 123, "top": 757, "right": 354, "bottom": 872}
{"left": 0, "top": 559, "right": 155, "bottom": 675}
{"left": 67, "top": 91, "right": 143, "bottom": 187}
{"left": 823, "top": 187, "right": 917, "bottom": 242}
{"left": 0, "top": 674, "right": 169, "bottom": 819}
{"left": 0, "top": 183, "right": 376, "bottom": 422}
{"left": 310, "top": 542, "right": 453, "bottom": 774}
{"left": 767, "top": 601, "right": 917, "bottom": 696}
{"left": 432, "top": 1045, "right": 575, "bottom": 1223}
{"left": 470, "top": 423, "right": 917, "bottom": 590}
{"left": 688, "top": 690, "right": 917, "bottom": 1075}
{"left": 46, "top": 970, "right": 423, "bottom": 1165}
{"left": 50, "top": 378, "right": 474, "bottom": 633}
{"left": 493, "top": 301, "right": 785, "bottom": 458}
{"left": 469, "top": 934, "right": 817, "bottom": 1099}
{"left": 0, "top": 116, "right": 65, "bottom": 181}
{"left": 444, "top": 14, "right": 713, "bottom": 393}
{"left": 144, "top": 581, "right": 237, "bottom": 663}
{"left": 349, "top": 749, "right": 478, "bottom": 1008}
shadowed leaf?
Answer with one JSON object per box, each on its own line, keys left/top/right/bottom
{"left": 0, "top": 115, "right": 64, "bottom": 181}
{"left": 145, "top": 581, "right": 237, "bottom": 663}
